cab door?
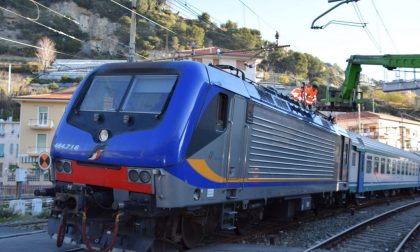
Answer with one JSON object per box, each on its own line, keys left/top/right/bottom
{"left": 225, "top": 95, "right": 247, "bottom": 188}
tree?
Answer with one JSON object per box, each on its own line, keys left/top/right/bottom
{"left": 279, "top": 75, "right": 289, "bottom": 84}
{"left": 35, "top": 37, "right": 56, "bottom": 70}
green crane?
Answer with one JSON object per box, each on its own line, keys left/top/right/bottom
{"left": 321, "top": 54, "right": 420, "bottom": 111}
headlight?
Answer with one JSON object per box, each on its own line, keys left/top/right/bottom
{"left": 63, "top": 161, "right": 72, "bottom": 173}
{"left": 55, "top": 160, "right": 63, "bottom": 172}
{"left": 128, "top": 169, "right": 152, "bottom": 184}
{"left": 139, "top": 171, "right": 151, "bottom": 183}
{"left": 128, "top": 170, "right": 139, "bottom": 182}
{"left": 99, "top": 129, "right": 109, "bottom": 142}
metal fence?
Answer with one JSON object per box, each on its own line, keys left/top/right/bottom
{"left": 0, "top": 184, "right": 52, "bottom": 200}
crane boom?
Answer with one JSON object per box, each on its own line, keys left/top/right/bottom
{"left": 321, "top": 54, "right": 420, "bottom": 111}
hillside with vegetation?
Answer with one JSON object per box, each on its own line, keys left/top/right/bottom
{"left": 0, "top": 0, "right": 419, "bottom": 120}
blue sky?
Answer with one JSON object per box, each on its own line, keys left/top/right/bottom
{"left": 169, "top": 0, "right": 420, "bottom": 81}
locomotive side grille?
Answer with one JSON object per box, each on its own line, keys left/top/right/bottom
{"left": 248, "top": 106, "right": 336, "bottom": 179}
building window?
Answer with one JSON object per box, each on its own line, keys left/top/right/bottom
{"left": 16, "top": 144, "right": 19, "bottom": 158}
{"left": 0, "top": 162, "right": 2, "bottom": 177}
{"left": 37, "top": 134, "right": 47, "bottom": 153}
{"left": 9, "top": 143, "right": 13, "bottom": 155}
{"left": 0, "top": 124, "right": 4, "bottom": 136}
{"left": 0, "top": 144, "right": 4, "bottom": 157}
{"left": 38, "top": 106, "right": 48, "bottom": 125}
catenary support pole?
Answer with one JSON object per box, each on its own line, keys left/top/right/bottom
{"left": 128, "top": 0, "right": 137, "bottom": 62}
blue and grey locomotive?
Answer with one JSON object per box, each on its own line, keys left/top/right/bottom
{"left": 40, "top": 61, "right": 420, "bottom": 251}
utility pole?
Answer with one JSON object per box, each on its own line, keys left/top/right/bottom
{"left": 400, "top": 113, "right": 405, "bottom": 150}
{"left": 165, "top": 33, "right": 169, "bottom": 53}
{"left": 8, "top": 64, "right": 11, "bottom": 94}
{"left": 128, "top": 0, "right": 137, "bottom": 63}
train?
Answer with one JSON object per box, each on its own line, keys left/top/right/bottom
{"left": 37, "top": 61, "right": 420, "bottom": 251}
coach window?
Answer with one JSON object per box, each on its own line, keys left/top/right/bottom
{"left": 386, "top": 158, "right": 391, "bottom": 174}
{"left": 392, "top": 160, "right": 396, "bottom": 174}
{"left": 397, "top": 161, "right": 401, "bottom": 175}
{"left": 373, "top": 156, "right": 379, "bottom": 174}
{"left": 351, "top": 152, "right": 356, "bottom": 167}
{"left": 408, "top": 163, "right": 412, "bottom": 176}
{"left": 366, "top": 155, "right": 372, "bottom": 174}
{"left": 404, "top": 162, "right": 408, "bottom": 175}
{"left": 401, "top": 162, "right": 405, "bottom": 175}
{"left": 380, "top": 158, "right": 385, "bottom": 174}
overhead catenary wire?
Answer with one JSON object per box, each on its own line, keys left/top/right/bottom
{"left": 109, "top": 0, "right": 176, "bottom": 35}
{"left": 0, "top": 36, "right": 86, "bottom": 59}
{"left": 0, "top": 6, "right": 83, "bottom": 43}
{"left": 7, "top": 0, "right": 147, "bottom": 60}
{"left": 28, "top": 0, "right": 80, "bottom": 25}
{"left": 170, "top": 0, "right": 268, "bottom": 50}
{"left": 351, "top": 2, "right": 382, "bottom": 53}
{"left": 370, "top": 0, "right": 399, "bottom": 52}
{"left": 235, "top": 0, "right": 299, "bottom": 51}
{"left": 170, "top": 0, "right": 239, "bottom": 42}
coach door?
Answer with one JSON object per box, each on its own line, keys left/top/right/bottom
{"left": 339, "top": 136, "right": 350, "bottom": 182}
{"left": 357, "top": 152, "right": 365, "bottom": 193}
{"left": 225, "top": 95, "right": 247, "bottom": 188}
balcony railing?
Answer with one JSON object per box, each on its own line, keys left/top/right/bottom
{"left": 28, "top": 119, "right": 54, "bottom": 129}
{"left": 27, "top": 146, "right": 50, "bottom": 156}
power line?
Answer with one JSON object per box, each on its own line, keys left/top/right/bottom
{"left": 168, "top": 1, "right": 241, "bottom": 45}
{"left": 237, "top": 0, "right": 277, "bottom": 33}
{"left": 0, "top": 5, "right": 83, "bottom": 42}
{"left": 170, "top": 0, "right": 265, "bottom": 49}
{"left": 9, "top": 1, "right": 147, "bottom": 60}
{"left": 370, "top": 0, "right": 399, "bottom": 52}
{"left": 0, "top": 36, "right": 85, "bottom": 58}
{"left": 351, "top": 2, "right": 382, "bottom": 53}
{"left": 109, "top": 0, "right": 176, "bottom": 35}
{"left": 28, "top": 0, "right": 80, "bottom": 25}
{"left": 181, "top": 1, "right": 224, "bottom": 25}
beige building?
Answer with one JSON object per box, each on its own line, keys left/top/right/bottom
{"left": 336, "top": 111, "right": 420, "bottom": 151}
{"left": 14, "top": 90, "right": 72, "bottom": 185}
{"left": 178, "top": 47, "right": 263, "bottom": 82}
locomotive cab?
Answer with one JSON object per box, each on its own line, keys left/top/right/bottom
{"left": 48, "top": 61, "right": 212, "bottom": 251}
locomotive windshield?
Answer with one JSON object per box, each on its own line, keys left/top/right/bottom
{"left": 122, "top": 75, "right": 177, "bottom": 114}
{"left": 80, "top": 76, "right": 131, "bottom": 112}
{"left": 79, "top": 75, "right": 177, "bottom": 114}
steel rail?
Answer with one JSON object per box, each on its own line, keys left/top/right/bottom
{"left": 394, "top": 221, "right": 420, "bottom": 252}
{"left": 303, "top": 200, "right": 420, "bottom": 252}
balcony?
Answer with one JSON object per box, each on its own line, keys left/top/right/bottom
{"left": 27, "top": 146, "right": 50, "bottom": 156}
{"left": 28, "top": 119, "right": 54, "bottom": 129}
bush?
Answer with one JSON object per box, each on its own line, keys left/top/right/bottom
{"left": 0, "top": 207, "right": 16, "bottom": 219}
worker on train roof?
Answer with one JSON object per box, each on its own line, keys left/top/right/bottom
{"left": 290, "top": 82, "right": 318, "bottom": 109}
{"left": 305, "top": 84, "right": 318, "bottom": 108}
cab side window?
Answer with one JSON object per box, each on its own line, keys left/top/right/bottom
{"left": 216, "top": 93, "right": 228, "bottom": 131}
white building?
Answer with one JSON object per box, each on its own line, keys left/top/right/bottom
{"left": 336, "top": 111, "right": 420, "bottom": 151}
{"left": 177, "top": 47, "right": 263, "bottom": 82}
{"left": 0, "top": 118, "right": 20, "bottom": 186}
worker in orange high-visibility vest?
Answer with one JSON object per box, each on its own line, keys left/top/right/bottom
{"left": 290, "top": 82, "right": 306, "bottom": 103}
{"left": 305, "top": 84, "right": 318, "bottom": 108}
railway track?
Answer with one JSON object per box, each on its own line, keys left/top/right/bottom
{"left": 394, "top": 221, "right": 420, "bottom": 252}
{"left": 304, "top": 200, "right": 420, "bottom": 252}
